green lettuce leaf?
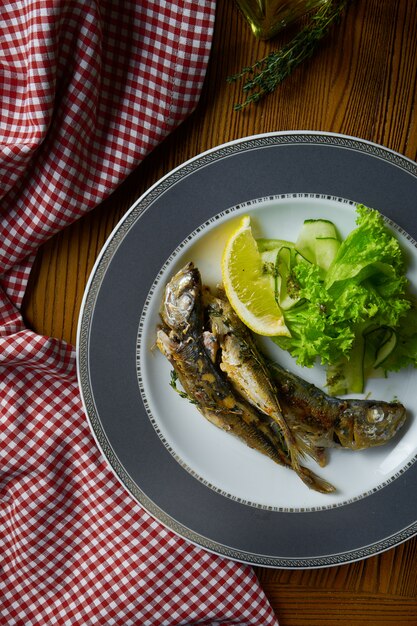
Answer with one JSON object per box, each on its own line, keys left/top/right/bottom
{"left": 272, "top": 204, "right": 416, "bottom": 394}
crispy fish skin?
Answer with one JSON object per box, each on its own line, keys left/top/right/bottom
{"left": 205, "top": 288, "right": 286, "bottom": 418}
{"left": 269, "top": 362, "right": 407, "bottom": 450}
{"left": 157, "top": 263, "right": 290, "bottom": 467}
{"left": 157, "top": 328, "right": 289, "bottom": 465}
{"left": 157, "top": 263, "right": 335, "bottom": 493}
{"left": 204, "top": 288, "right": 330, "bottom": 473}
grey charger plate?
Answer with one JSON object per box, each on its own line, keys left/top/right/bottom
{"left": 77, "top": 131, "right": 417, "bottom": 568}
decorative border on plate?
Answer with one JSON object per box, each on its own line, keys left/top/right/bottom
{"left": 77, "top": 131, "right": 417, "bottom": 568}
{"left": 132, "top": 132, "right": 417, "bottom": 207}
{"left": 137, "top": 192, "right": 417, "bottom": 513}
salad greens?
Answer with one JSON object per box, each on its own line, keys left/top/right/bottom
{"left": 259, "top": 204, "right": 417, "bottom": 395}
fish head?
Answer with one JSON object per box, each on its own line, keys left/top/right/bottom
{"left": 337, "top": 401, "right": 407, "bottom": 449}
{"left": 161, "top": 262, "right": 202, "bottom": 332}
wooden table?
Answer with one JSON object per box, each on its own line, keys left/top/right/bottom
{"left": 22, "top": 1, "right": 417, "bottom": 624}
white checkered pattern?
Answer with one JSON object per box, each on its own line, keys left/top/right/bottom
{"left": 0, "top": 1, "right": 279, "bottom": 624}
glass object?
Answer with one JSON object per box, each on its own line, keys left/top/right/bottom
{"left": 234, "top": 0, "right": 329, "bottom": 39}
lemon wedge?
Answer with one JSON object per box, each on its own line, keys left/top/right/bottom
{"left": 221, "top": 215, "right": 291, "bottom": 337}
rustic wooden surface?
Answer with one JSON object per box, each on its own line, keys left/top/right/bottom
{"left": 22, "top": 1, "right": 417, "bottom": 624}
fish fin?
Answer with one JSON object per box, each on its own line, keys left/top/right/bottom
{"left": 296, "top": 465, "right": 336, "bottom": 494}
{"left": 313, "top": 447, "right": 327, "bottom": 468}
{"left": 286, "top": 439, "right": 335, "bottom": 493}
{"left": 292, "top": 431, "right": 328, "bottom": 467}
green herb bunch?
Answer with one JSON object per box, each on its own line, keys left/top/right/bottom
{"left": 228, "top": 0, "right": 351, "bottom": 110}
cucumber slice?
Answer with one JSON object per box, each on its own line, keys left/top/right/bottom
{"left": 295, "top": 219, "right": 341, "bottom": 271}
{"left": 327, "top": 327, "right": 397, "bottom": 395}
{"left": 374, "top": 329, "right": 397, "bottom": 368}
{"left": 326, "top": 334, "right": 365, "bottom": 395}
{"left": 364, "top": 326, "right": 397, "bottom": 371}
{"left": 276, "top": 246, "right": 300, "bottom": 309}
{"left": 260, "top": 249, "right": 280, "bottom": 267}
{"left": 257, "top": 238, "right": 294, "bottom": 252}
{"left": 260, "top": 249, "right": 280, "bottom": 301}
{"left": 260, "top": 245, "right": 302, "bottom": 309}
{"left": 314, "top": 237, "right": 341, "bottom": 272}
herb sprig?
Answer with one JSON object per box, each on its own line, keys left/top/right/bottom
{"left": 228, "top": 0, "right": 350, "bottom": 111}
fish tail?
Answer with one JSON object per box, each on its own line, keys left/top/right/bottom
{"left": 273, "top": 422, "right": 334, "bottom": 492}
{"left": 295, "top": 463, "right": 336, "bottom": 494}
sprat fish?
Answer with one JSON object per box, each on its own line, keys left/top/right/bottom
{"left": 203, "top": 287, "right": 328, "bottom": 470}
{"left": 269, "top": 362, "right": 407, "bottom": 451}
{"left": 156, "top": 264, "right": 287, "bottom": 465}
{"left": 156, "top": 263, "right": 335, "bottom": 493}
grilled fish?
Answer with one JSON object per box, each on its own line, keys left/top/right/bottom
{"left": 156, "top": 264, "right": 287, "bottom": 465}
{"left": 269, "top": 362, "right": 407, "bottom": 451}
{"left": 203, "top": 287, "right": 328, "bottom": 470}
{"left": 157, "top": 263, "right": 335, "bottom": 493}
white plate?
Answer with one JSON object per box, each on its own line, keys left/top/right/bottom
{"left": 141, "top": 193, "right": 417, "bottom": 511}
{"left": 77, "top": 132, "right": 417, "bottom": 568}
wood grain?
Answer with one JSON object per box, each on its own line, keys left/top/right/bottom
{"left": 21, "top": 1, "right": 417, "bottom": 623}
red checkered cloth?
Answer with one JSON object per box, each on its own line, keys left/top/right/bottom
{"left": 0, "top": 2, "right": 279, "bottom": 625}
